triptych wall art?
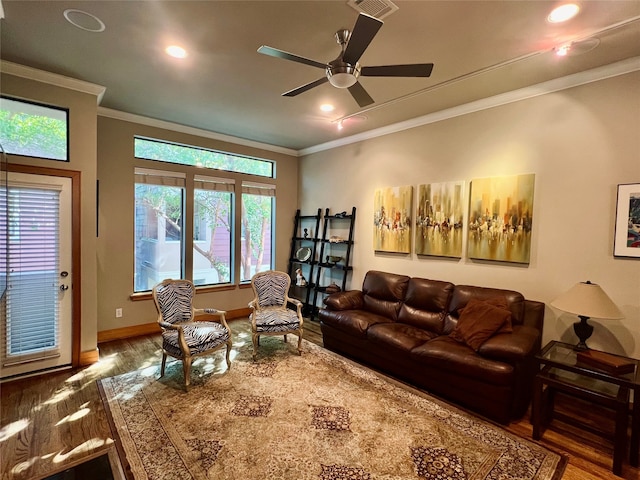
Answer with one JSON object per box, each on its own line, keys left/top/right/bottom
{"left": 373, "top": 186, "right": 413, "bottom": 254}
{"left": 374, "top": 173, "right": 536, "bottom": 264}
{"left": 415, "top": 181, "right": 465, "bottom": 258}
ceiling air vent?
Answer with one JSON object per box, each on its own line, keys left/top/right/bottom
{"left": 347, "top": 0, "right": 398, "bottom": 19}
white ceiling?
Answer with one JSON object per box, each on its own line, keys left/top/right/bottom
{"left": 1, "top": 1, "right": 639, "bottom": 153}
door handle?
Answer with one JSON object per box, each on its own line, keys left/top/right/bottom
{"left": 60, "top": 284, "right": 69, "bottom": 291}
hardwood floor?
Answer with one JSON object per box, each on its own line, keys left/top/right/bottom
{"left": 1, "top": 318, "right": 638, "bottom": 480}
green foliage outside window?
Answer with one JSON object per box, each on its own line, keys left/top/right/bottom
{"left": 0, "top": 97, "right": 68, "bottom": 161}
{"left": 135, "top": 137, "right": 273, "bottom": 178}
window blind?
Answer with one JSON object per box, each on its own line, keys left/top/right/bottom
{"left": 194, "top": 175, "right": 235, "bottom": 192}
{"left": 242, "top": 181, "right": 275, "bottom": 197}
{"left": 134, "top": 167, "right": 186, "bottom": 187}
{"left": 4, "top": 185, "right": 61, "bottom": 364}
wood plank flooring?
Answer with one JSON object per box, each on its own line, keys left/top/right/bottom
{"left": 1, "top": 318, "right": 638, "bottom": 480}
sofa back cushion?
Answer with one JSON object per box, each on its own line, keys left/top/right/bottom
{"left": 362, "top": 271, "right": 410, "bottom": 321}
{"left": 398, "top": 277, "right": 454, "bottom": 334}
{"left": 445, "top": 285, "right": 525, "bottom": 333}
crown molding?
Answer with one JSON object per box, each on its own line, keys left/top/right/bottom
{"left": 1, "top": 60, "right": 106, "bottom": 104}
{"left": 299, "top": 56, "right": 640, "bottom": 156}
{"left": 98, "top": 107, "right": 299, "bottom": 157}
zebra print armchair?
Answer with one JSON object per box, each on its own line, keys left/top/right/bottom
{"left": 152, "top": 279, "right": 232, "bottom": 389}
{"left": 249, "top": 270, "right": 304, "bottom": 360}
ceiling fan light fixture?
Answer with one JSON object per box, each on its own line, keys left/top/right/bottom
{"left": 327, "top": 64, "right": 360, "bottom": 88}
{"left": 328, "top": 73, "right": 357, "bottom": 88}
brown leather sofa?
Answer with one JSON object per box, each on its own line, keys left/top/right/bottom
{"left": 318, "top": 270, "right": 545, "bottom": 424}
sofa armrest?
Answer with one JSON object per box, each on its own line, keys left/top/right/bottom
{"left": 477, "top": 325, "right": 540, "bottom": 363}
{"left": 324, "top": 290, "right": 364, "bottom": 311}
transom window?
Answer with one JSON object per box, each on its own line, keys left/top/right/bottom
{"left": 134, "top": 137, "right": 274, "bottom": 178}
{"left": 0, "top": 96, "right": 69, "bottom": 162}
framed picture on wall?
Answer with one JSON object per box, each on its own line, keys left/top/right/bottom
{"left": 373, "top": 186, "right": 413, "bottom": 253}
{"left": 614, "top": 183, "right": 640, "bottom": 258}
{"left": 467, "top": 173, "right": 535, "bottom": 264}
{"left": 415, "top": 181, "right": 465, "bottom": 258}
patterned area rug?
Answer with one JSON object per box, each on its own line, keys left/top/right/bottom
{"left": 98, "top": 335, "right": 565, "bottom": 480}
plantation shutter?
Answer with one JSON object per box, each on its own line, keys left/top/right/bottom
{"left": 4, "top": 184, "right": 61, "bottom": 365}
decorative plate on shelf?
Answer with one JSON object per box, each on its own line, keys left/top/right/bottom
{"left": 295, "top": 247, "right": 312, "bottom": 262}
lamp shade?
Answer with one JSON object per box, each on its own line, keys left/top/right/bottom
{"left": 550, "top": 281, "right": 623, "bottom": 319}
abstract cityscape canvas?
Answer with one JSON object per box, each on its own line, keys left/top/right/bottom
{"left": 374, "top": 186, "right": 413, "bottom": 253}
{"left": 467, "top": 174, "right": 535, "bottom": 263}
{"left": 415, "top": 181, "right": 465, "bottom": 258}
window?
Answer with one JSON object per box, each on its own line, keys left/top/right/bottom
{"left": 0, "top": 97, "right": 69, "bottom": 161}
{"left": 134, "top": 169, "right": 185, "bottom": 292}
{"left": 193, "top": 176, "right": 234, "bottom": 286}
{"left": 241, "top": 182, "right": 275, "bottom": 282}
{"left": 134, "top": 137, "right": 274, "bottom": 178}
{"left": 133, "top": 143, "right": 276, "bottom": 292}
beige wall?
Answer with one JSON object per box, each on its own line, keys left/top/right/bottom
{"left": 300, "top": 72, "right": 640, "bottom": 357}
{"left": 1, "top": 72, "right": 100, "bottom": 355}
{"left": 96, "top": 116, "right": 299, "bottom": 332}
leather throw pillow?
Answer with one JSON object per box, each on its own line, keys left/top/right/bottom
{"left": 450, "top": 298, "right": 513, "bottom": 351}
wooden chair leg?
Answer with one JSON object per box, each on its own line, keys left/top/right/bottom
{"left": 160, "top": 352, "right": 167, "bottom": 377}
{"left": 183, "top": 357, "right": 192, "bottom": 391}
{"left": 225, "top": 340, "right": 232, "bottom": 369}
{"left": 283, "top": 334, "right": 288, "bottom": 343}
{"left": 297, "top": 330, "right": 303, "bottom": 355}
{"left": 252, "top": 333, "right": 259, "bottom": 361}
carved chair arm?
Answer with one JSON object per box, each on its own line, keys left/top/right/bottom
{"left": 158, "top": 321, "right": 190, "bottom": 354}
{"left": 194, "top": 308, "right": 230, "bottom": 329}
{"left": 159, "top": 320, "right": 179, "bottom": 330}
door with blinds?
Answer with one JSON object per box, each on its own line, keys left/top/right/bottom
{"left": 1, "top": 172, "right": 72, "bottom": 379}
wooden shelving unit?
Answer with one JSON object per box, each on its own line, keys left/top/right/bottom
{"left": 311, "top": 207, "right": 356, "bottom": 320}
{"left": 287, "top": 209, "right": 322, "bottom": 316}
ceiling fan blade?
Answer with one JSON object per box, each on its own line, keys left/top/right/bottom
{"left": 257, "top": 45, "right": 327, "bottom": 70}
{"left": 361, "top": 63, "right": 434, "bottom": 77}
{"left": 343, "top": 13, "right": 383, "bottom": 65}
{"left": 282, "top": 77, "right": 329, "bottom": 97}
{"left": 348, "top": 81, "right": 375, "bottom": 107}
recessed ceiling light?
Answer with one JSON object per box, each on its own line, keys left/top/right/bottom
{"left": 320, "top": 104, "right": 335, "bottom": 112}
{"left": 166, "top": 45, "right": 187, "bottom": 59}
{"left": 63, "top": 9, "right": 106, "bottom": 32}
{"left": 547, "top": 4, "right": 580, "bottom": 23}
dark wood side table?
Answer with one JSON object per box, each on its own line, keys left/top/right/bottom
{"left": 532, "top": 341, "right": 640, "bottom": 476}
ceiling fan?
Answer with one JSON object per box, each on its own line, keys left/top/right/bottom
{"left": 257, "top": 13, "right": 434, "bottom": 108}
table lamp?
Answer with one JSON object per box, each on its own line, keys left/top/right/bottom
{"left": 550, "top": 281, "right": 624, "bottom": 350}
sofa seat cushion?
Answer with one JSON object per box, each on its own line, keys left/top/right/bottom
{"left": 410, "top": 336, "right": 514, "bottom": 386}
{"left": 367, "top": 323, "right": 438, "bottom": 353}
{"left": 319, "top": 309, "right": 392, "bottom": 338}
{"left": 477, "top": 325, "right": 540, "bottom": 362}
